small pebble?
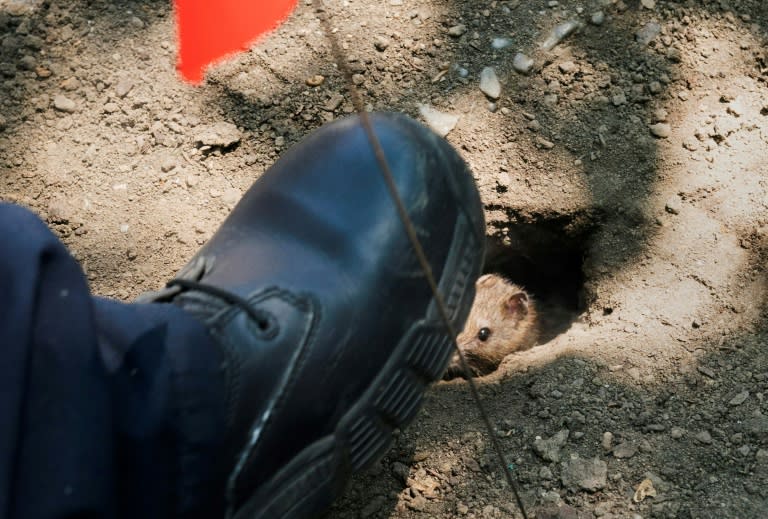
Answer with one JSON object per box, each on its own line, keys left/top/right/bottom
{"left": 448, "top": 24, "right": 467, "bottom": 37}
{"left": 536, "top": 136, "right": 555, "bottom": 149}
{"left": 512, "top": 53, "right": 534, "bottom": 74}
{"left": 418, "top": 104, "right": 459, "bottom": 137}
{"left": 650, "top": 123, "right": 671, "bottom": 138}
{"left": 591, "top": 11, "right": 605, "bottom": 25}
{"left": 670, "top": 427, "right": 684, "bottom": 439}
{"left": 373, "top": 36, "right": 390, "bottom": 51}
{"left": 53, "top": 95, "right": 77, "bottom": 113}
{"left": 729, "top": 391, "right": 749, "bottom": 406}
{"left": 479, "top": 67, "right": 501, "bottom": 99}
{"left": 306, "top": 74, "right": 325, "bottom": 87}
{"left": 542, "top": 20, "right": 581, "bottom": 51}
{"left": 602, "top": 432, "right": 614, "bottom": 452}
{"left": 492, "top": 37, "right": 512, "bottom": 49}
{"left": 695, "top": 431, "right": 713, "bottom": 444}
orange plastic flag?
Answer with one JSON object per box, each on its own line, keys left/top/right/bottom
{"left": 174, "top": 0, "right": 299, "bottom": 84}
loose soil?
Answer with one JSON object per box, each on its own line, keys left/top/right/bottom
{"left": 1, "top": 0, "right": 767, "bottom": 518}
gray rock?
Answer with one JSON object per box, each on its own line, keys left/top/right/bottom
{"left": 193, "top": 122, "right": 242, "bottom": 148}
{"left": 512, "top": 53, "right": 534, "bottom": 74}
{"left": 729, "top": 391, "right": 749, "bottom": 406}
{"left": 650, "top": 123, "right": 671, "bottom": 138}
{"left": 695, "top": 430, "right": 713, "bottom": 444}
{"left": 448, "top": 24, "right": 467, "bottom": 37}
{"left": 53, "top": 95, "right": 77, "bottom": 113}
{"left": 561, "top": 457, "right": 607, "bottom": 491}
{"left": 418, "top": 104, "right": 459, "bottom": 137}
{"left": 479, "top": 67, "right": 501, "bottom": 99}
{"left": 636, "top": 22, "right": 661, "bottom": 45}
{"left": 591, "top": 11, "right": 605, "bottom": 25}
{"left": 542, "top": 20, "right": 581, "bottom": 51}
{"left": 492, "top": 37, "right": 512, "bottom": 49}
{"left": 613, "top": 442, "right": 638, "bottom": 459}
{"left": 533, "top": 429, "right": 569, "bottom": 462}
{"left": 670, "top": 427, "right": 684, "bottom": 439}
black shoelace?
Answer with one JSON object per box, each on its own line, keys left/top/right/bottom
{"left": 167, "top": 278, "right": 275, "bottom": 334}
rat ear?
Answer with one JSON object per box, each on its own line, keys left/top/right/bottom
{"left": 477, "top": 274, "right": 500, "bottom": 288}
{"left": 503, "top": 291, "right": 529, "bottom": 317}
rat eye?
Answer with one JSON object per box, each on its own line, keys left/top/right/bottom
{"left": 477, "top": 327, "right": 491, "bottom": 342}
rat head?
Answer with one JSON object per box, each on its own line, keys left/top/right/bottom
{"left": 443, "top": 273, "right": 537, "bottom": 379}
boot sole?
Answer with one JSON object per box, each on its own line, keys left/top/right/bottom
{"left": 231, "top": 211, "right": 482, "bottom": 519}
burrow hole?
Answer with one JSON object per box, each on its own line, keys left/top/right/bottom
{"left": 483, "top": 210, "right": 599, "bottom": 344}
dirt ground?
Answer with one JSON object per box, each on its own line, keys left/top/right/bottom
{"left": 1, "top": 0, "right": 768, "bottom": 517}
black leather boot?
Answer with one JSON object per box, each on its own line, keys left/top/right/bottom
{"left": 139, "top": 113, "right": 485, "bottom": 518}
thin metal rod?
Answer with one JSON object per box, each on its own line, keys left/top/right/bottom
{"left": 311, "top": 2, "right": 529, "bottom": 517}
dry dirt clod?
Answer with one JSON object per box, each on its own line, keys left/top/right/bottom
{"left": 561, "top": 457, "right": 607, "bottom": 491}
{"left": 305, "top": 74, "right": 325, "bottom": 87}
{"left": 53, "top": 94, "right": 77, "bottom": 113}
{"left": 533, "top": 429, "right": 569, "bottom": 462}
{"left": 193, "top": 122, "right": 242, "bottom": 149}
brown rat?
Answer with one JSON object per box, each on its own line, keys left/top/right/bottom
{"left": 443, "top": 273, "right": 538, "bottom": 380}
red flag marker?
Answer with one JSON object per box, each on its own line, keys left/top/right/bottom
{"left": 174, "top": 0, "right": 298, "bottom": 84}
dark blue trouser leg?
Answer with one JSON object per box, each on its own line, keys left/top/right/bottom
{"left": 0, "top": 203, "right": 226, "bottom": 519}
